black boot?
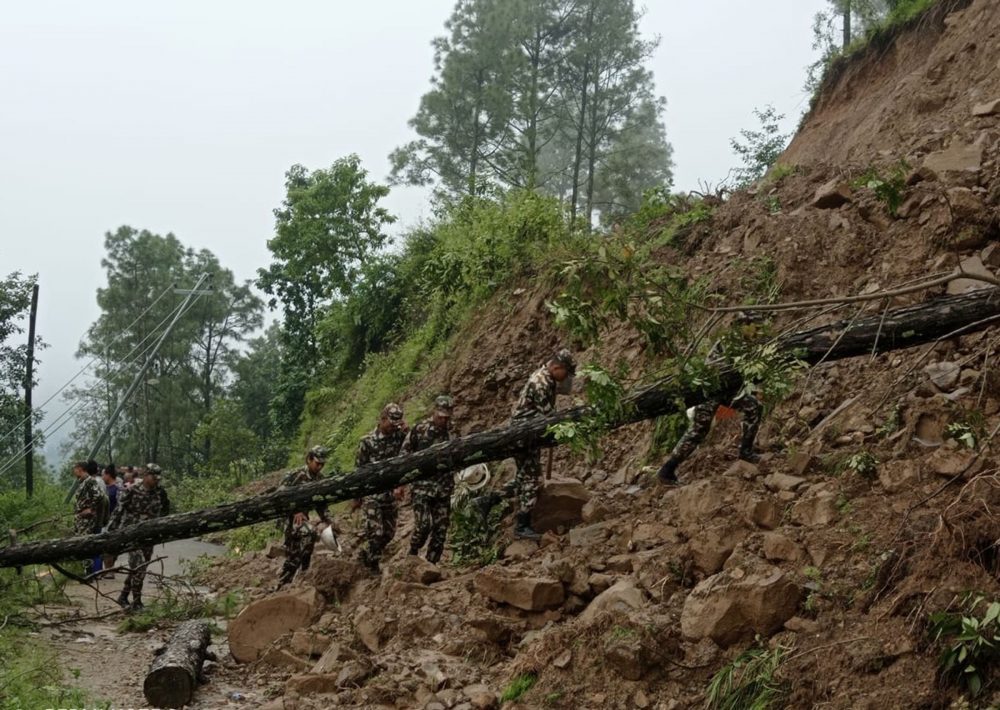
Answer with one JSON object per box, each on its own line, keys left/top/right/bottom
{"left": 129, "top": 596, "right": 144, "bottom": 612}
{"left": 738, "top": 447, "right": 761, "bottom": 464}
{"left": 514, "top": 512, "right": 541, "bottom": 540}
{"left": 116, "top": 590, "right": 129, "bottom": 608}
{"left": 657, "top": 458, "right": 680, "bottom": 486}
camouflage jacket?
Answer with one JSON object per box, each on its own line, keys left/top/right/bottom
{"left": 108, "top": 482, "right": 163, "bottom": 531}
{"left": 356, "top": 427, "right": 407, "bottom": 468}
{"left": 280, "top": 465, "right": 330, "bottom": 523}
{"left": 74, "top": 476, "right": 106, "bottom": 522}
{"left": 402, "top": 419, "right": 452, "bottom": 498}
{"left": 511, "top": 365, "right": 557, "bottom": 421}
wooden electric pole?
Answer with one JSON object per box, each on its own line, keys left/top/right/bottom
{"left": 23, "top": 282, "right": 39, "bottom": 498}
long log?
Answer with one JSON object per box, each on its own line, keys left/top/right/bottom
{"left": 2, "top": 287, "right": 999, "bottom": 568}
{"left": 144, "top": 618, "right": 212, "bottom": 709}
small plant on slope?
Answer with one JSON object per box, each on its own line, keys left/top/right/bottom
{"left": 706, "top": 645, "right": 787, "bottom": 710}
{"left": 928, "top": 593, "right": 1000, "bottom": 698}
{"left": 501, "top": 673, "right": 537, "bottom": 703}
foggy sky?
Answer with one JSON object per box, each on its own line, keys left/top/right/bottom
{"left": 0, "top": 0, "right": 827, "bottom": 463}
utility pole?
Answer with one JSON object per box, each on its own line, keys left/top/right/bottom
{"left": 65, "top": 273, "right": 213, "bottom": 503}
{"left": 843, "top": 0, "right": 852, "bottom": 49}
{"left": 23, "top": 282, "right": 39, "bottom": 498}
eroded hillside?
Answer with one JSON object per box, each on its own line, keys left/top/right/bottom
{"left": 206, "top": 1, "right": 1000, "bottom": 707}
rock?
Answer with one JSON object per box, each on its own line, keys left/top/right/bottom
{"left": 763, "top": 473, "right": 807, "bottom": 492}
{"left": 532, "top": 478, "right": 590, "bottom": 532}
{"left": 972, "top": 98, "right": 1000, "bottom": 116}
{"left": 606, "top": 554, "right": 634, "bottom": 574}
{"left": 690, "top": 529, "right": 737, "bottom": 575}
{"left": 784, "top": 616, "right": 822, "bottom": 634}
{"left": 634, "top": 689, "right": 651, "bottom": 708}
{"left": 812, "top": 179, "right": 852, "bottom": 209}
{"left": 353, "top": 605, "right": 388, "bottom": 653}
{"left": 761, "top": 533, "right": 803, "bottom": 563}
{"left": 503, "top": 539, "right": 539, "bottom": 560}
{"left": 306, "top": 557, "right": 363, "bottom": 601}
{"left": 983, "top": 243, "right": 1000, "bottom": 268}
{"left": 947, "top": 256, "right": 994, "bottom": 295}
{"left": 311, "top": 642, "right": 355, "bottom": 674}
{"left": 630, "top": 521, "right": 681, "bottom": 550}
{"left": 790, "top": 489, "right": 838, "bottom": 527}
{"left": 927, "top": 448, "right": 981, "bottom": 478}
{"left": 474, "top": 569, "right": 565, "bottom": 611}
{"left": 878, "top": 460, "right": 920, "bottom": 494}
{"left": 587, "top": 572, "right": 615, "bottom": 595}
{"left": 286, "top": 673, "right": 341, "bottom": 695}
{"left": 725, "top": 459, "right": 760, "bottom": 479}
{"left": 680, "top": 561, "right": 803, "bottom": 646}
{"left": 337, "top": 659, "right": 374, "bottom": 688}
{"left": 746, "top": 498, "right": 782, "bottom": 530}
{"left": 923, "top": 361, "right": 962, "bottom": 390}
{"left": 569, "top": 522, "right": 612, "bottom": 547}
{"left": 228, "top": 587, "right": 324, "bottom": 663}
{"left": 463, "top": 684, "right": 498, "bottom": 710}
{"left": 786, "top": 451, "right": 814, "bottom": 476}
{"left": 673, "top": 479, "right": 744, "bottom": 526}
{"left": 906, "top": 165, "right": 937, "bottom": 185}
{"left": 579, "top": 579, "right": 646, "bottom": 625}
{"left": 290, "top": 631, "right": 332, "bottom": 658}
{"left": 605, "top": 635, "right": 651, "bottom": 681}
{"left": 923, "top": 142, "right": 983, "bottom": 185}
{"left": 393, "top": 556, "right": 442, "bottom": 585}
{"left": 946, "top": 187, "right": 988, "bottom": 222}
{"left": 553, "top": 649, "right": 572, "bottom": 669}
{"left": 261, "top": 647, "right": 312, "bottom": 671}
{"left": 264, "top": 542, "right": 286, "bottom": 559}
{"left": 581, "top": 498, "right": 611, "bottom": 523}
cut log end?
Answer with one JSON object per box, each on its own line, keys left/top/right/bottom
{"left": 143, "top": 619, "right": 212, "bottom": 709}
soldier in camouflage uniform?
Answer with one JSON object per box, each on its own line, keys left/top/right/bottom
{"left": 108, "top": 463, "right": 164, "bottom": 611}
{"left": 657, "top": 314, "right": 764, "bottom": 486}
{"left": 355, "top": 403, "right": 408, "bottom": 573}
{"left": 72, "top": 460, "right": 108, "bottom": 575}
{"left": 276, "top": 445, "right": 331, "bottom": 588}
{"left": 474, "top": 349, "right": 576, "bottom": 540}
{"left": 405, "top": 396, "right": 455, "bottom": 564}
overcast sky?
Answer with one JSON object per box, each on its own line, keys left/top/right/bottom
{"left": 0, "top": 0, "right": 827, "bottom": 462}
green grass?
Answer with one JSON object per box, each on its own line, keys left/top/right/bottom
{"left": 706, "top": 646, "right": 786, "bottom": 710}
{"left": 501, "top": 673, "right": 538, "bottom": 703}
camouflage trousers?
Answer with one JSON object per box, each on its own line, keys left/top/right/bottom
{"left": 409, "top": 491, "right": 451, "bottom": 564}
{"left": 669, "top": 392, "right": 763, "bottom": 464}
{"left": 503, "top": 449, "right": 541, "bottom": 513}
{"left": 124, "top": 546, "right": 154, "bottom": 599}
{"left": 280, "top": 520, "right": 316, "bottom": 585}
{"left": 74, "top": 514, "right": 95, "bottom": 536}
{"left": 359, "top": 492, "right": 398, "bottom": 568}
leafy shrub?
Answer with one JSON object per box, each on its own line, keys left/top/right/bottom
{"left": 729, "top": 106, "right": 790, "bottom": 189}
{"left": 845, "top": 451, "right": 879, "bottom": 479}
{"left": 928, "top": 593, "right": 1000, "bottom": 697}
{"left": 852, "top": 163, "right": 908, "bottom": 216}
{"left": 706, "top": 645, "right": 786, "bottom": 710}
{"left": 448, "top": 496, "right": 505, "bottom": 567}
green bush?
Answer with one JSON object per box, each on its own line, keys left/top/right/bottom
{"left": 500, "top": 673, "right": 537, "bottom": 703}
{"left": 929, "top": 593, "right": 1000, "bottom": 698}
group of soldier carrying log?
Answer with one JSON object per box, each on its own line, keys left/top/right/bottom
{"left": 276, "top": 337, "right": 765, "bottom": 586}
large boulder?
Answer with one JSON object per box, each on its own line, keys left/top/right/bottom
{"left": 922, "top": 142, "right": 983, "bottom": 186}
{"left": 681, "top": 561, "right": 802, "bottom": 647}
{"left": 532, "top": 477, "right": 590, "bottom": 532}
{"left": 790, "top": 487, "right": 838, "bottom": 527}
{"left": 812, "top": 179, "right": 852, "bottom": 209}
{"left": 305, "top": 556, "right": 364, "bottom": 601}
{"left": 228, "top": 587, "right": 324, "bottom": 663}
{"left": 579, "top": 578, "right": 646, "bottom": 625}
{"left": 474, "top": 569, "right": 564, "bottom": 611}
{"left": 690, "top": 528, "right": 739, "bottom": 575}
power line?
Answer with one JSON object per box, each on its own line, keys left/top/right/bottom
{"left": 0, "top": 283, "right": 175, "bottom": 448}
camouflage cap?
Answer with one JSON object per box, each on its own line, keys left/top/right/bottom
{"left": 308, "top": 445, "right": 329, "bottom": 463}
{"left": 145, "top": 463, "right": 162, "bottom": 477}
{"left": 381, "top": 403, "right": 404, "bottom": 421}
{"left": 433, "top": 395, "right": 454, "bottom": 416}
{"left": 551, "top": 348, "right": 576, "bottom": 375}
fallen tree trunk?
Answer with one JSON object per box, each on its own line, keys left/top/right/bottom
{"left": 2, "top": 287, "right": 999, "bottom": 568}
{"left": 144, "top": 618, "right": 212, "bottom": 709}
